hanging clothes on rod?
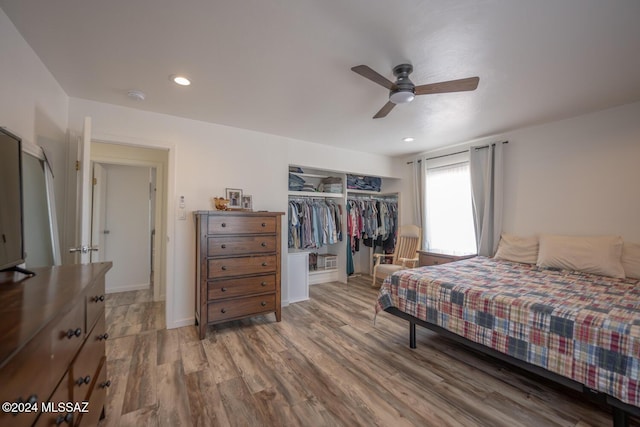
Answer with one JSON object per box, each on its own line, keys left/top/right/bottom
{"left": 346, "top": 196, "right": 398, "bottom": 253}
{"left": 288, "top": 198, "right": 342, "bottom": 249}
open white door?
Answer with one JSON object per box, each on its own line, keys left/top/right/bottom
{"left": 90, "top": 162, "right": 107, "bottom": 262}
{"left": 69, "top": 117, "right": 98, "bottom": 263}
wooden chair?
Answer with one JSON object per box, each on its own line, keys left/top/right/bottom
{"left": 372, "top": 225, "right": 422, "bottom": 287}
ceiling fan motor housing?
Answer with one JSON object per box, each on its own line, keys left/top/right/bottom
{"left": 389, "top": 64, "right": 415, "bottom": 104}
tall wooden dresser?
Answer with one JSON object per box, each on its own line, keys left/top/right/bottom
{"left": 194, "top": 211, "right": 284, "bottom": 339}
{"left": 0, "top": 262, "right": 112, "bottom": 427}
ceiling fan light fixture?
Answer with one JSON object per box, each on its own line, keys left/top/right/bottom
{"left": 389, "top": 90, "right": 415, "bottom": 104}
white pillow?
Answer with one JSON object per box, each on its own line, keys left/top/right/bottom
{"left": 622, "top": 242, "right": 640, "bottom": 279}
{"left": 536, "top": 234, "right": 625, "bottom": 278}
{"left": 494, "top": 233, "right": 539, "bottom": 264}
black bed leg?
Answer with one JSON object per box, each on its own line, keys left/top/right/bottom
{"left": 410, "top": 321, "right": 416, "bottom": 349}
{"left": 613, "top": 407, "right": 629, "bottom": 427}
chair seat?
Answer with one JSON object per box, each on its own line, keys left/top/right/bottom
{"left": 374, "top": 263, "right": 405, "bottom": 278}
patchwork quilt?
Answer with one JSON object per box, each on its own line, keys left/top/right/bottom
{"left": 376, "top": 257, "right": 640, "bottom": 407}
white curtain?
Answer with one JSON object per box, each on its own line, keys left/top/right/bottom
{"left": 412, "top": 158, "right": 426, "bottom": 249}
{"left": 469, "top": 142, "right": 504, "bottom": 257}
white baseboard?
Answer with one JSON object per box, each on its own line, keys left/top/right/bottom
{"left": 167, "top": 316, "right": 195, "bottom": 329}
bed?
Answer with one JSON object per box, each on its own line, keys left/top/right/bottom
{"left": 376, "top": 256, "right": 640, "bottom": 426}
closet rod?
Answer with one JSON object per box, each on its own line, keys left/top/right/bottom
{"left": 347, "top": 195, "right": 397, "bottom": 201}
{"left": 288, "top": 197, "right": 338, "bottom": 202}
{"left": 406, "top": 140, "right": 508, "bottom": 164}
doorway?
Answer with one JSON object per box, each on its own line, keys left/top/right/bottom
{"left": 91, "top": 163, "right": 154, "bottom": 294}
{"left": 89, "top": 141, "right": 169, "bottom": 303}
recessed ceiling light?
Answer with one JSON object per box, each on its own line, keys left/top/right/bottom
{"left": 170, "top": 75, "right": 191, "bottom": 86}
{"left": 402, "top": 137, "right": 415, "bottom": 142}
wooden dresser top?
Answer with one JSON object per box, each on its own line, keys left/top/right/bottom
{"left": 0, "top": 262, "right": 112, "bottom": 365}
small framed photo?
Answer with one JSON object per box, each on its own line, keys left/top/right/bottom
{"left": 241, "top": 195, "right": 253, "bottom": 210}
{"left": 225, "top": 188, "right": 243, "bottom": 209}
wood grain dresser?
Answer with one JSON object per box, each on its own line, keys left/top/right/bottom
{"left": 194, "top": 211, "right": 284, "bottom": 340}
{"left": 0, "top": 262, "right": 112, "bottom": 427}
{"left": 418, "top": 250, "right": 476, "bottom": 267}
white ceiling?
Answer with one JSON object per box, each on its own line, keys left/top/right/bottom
{"left": 2, "top": 0, "right": 640, "bottom": 157}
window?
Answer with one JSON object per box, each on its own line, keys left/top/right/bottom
{"left": 425, "top": 154, "right": 476, "bottom": 255}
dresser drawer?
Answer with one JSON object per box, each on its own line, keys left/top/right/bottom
{"left": 207, "top": 215, "right": 276, "bottom": 235}
{"left": 418, "top": 251, "right": 476, "bottom": 267}
{"left": 77, "top": 358, "right": 108, "bottom": 427}
{"left": 51, "top": 304, "right": 85, "bottom": 379}
{"left": 208, "top": 235, "right": 277, "bottom": 257}
{"left": 208, "top": 275, "right": 276, "bottom": 300}
{"left": 419, "top": 254, "right": 452, "bottom": 266}
{"left": 86, "top": 276, "right": 106, "bottom": 332}
{"left": 0, "top": 333, "right": 52, "bottom": 427}
{"left": 70, "top": 315, "right": 106, "bottom": 402}
{"left": 35, "top": 373, "right": 72, "bottom": 427}
{"left": 207, "top": 294, "right": 276, "bottom": 323}
{"left": 208, "top": 255, "right": 277, "bottom": 278}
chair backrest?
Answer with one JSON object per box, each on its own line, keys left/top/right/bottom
{"left": 392, "top": 225, "right": 422, "bottom": 265}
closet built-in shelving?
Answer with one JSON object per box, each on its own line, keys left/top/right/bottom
{"left": 287, "top": 166, "right": 402, "bottom": 299}
{"left": 288, "top": 166, "right": 346, "bottom": 287}
{"left": 288, "top": 171, "right": 344, "bottom": 198}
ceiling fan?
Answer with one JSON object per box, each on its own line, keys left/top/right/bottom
{"left": 351, "top": 64, "right": 479, "bottom": 119}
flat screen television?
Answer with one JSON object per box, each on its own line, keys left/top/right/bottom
{"left": 0, "top": 127, "right": 34, "bottom": 276}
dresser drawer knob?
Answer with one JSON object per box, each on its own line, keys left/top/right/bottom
{"left": 261, "top": 301, "right": 267, "bottom": 307}
{"left": 262, "top": 262, "right": 268, "bottom": 267}
{"left": 55, "top": 413, "right": 73, "bottom": 425}
{"left": 221, "top": 308, "right": 227, "bottom": 314}
{"left": 221, "top": 287, "right": 227, "bottom": 292}
{"left": 98, "top": 333, "right": 109, "bottom": 341}
{"left": 261, "top": 281, "right": 267, "bottom": 286}
{"left": 261, "top": 223, "right": 266, "bottom": 227}
{"left": 433, "top": 261, "right": 439, "bottom": 265}
{"left": 261, "top": 242, "right": 267, "bottom": 247}
{"left": 221, "top": 223, "right": 226, "bottom": 227}
{"left": 221, "top": 244, "right": 227, "bottom": 248}
{"left": 66, "top": 328, "right": 82, "bottom": 339}
{"left": 17, "top": 394, "right": 38, "bottom": 405}
{"left": 221, "top": 266, "right": 227, "bottom": 271}
{"left": 76, "top": 375, "right": 91, "bottom": 386}
{"left": 99, "top": 380, "right": 112, "bottom": 388}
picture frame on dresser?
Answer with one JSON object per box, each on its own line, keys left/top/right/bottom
{"left": 225, "top": 188, "right": 242, "bottom": 209}
{"left": 241, "top": 195, "right": 252, "bottom": 210}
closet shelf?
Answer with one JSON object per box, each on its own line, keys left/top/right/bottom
{"left": 347, "top": 189, "right": 385, "bottom": 195}
{"left": 288, "top": 191, "right": 344, "bottom": 198}
{"left": 289, "top": 172, "right": 329, "bottom": 179}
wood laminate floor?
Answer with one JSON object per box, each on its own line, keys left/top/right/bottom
{"left": 99, "top": 276, "right": 639, "bottom": 427}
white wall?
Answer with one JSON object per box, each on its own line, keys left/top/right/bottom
{"left": 404, "top": 101, "right": 640, "bottom": 245}
{"left": 67, "top": 97, "right": 400, "bottom": 328}
{"left": 0, "top": 8, "right": 70, "bottom": 245}
{"left": 502, "top": 101, "right": 640, "bottom": 242}
{"left": 288, "top": 139, "right": 403, "bottom": 179}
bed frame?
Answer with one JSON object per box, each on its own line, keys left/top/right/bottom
{"left": 384, "top": 307, "right": 640, "bottom": 427}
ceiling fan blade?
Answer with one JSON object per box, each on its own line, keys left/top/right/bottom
{"left": 351, "top": 65, "right": 395, "bottom": 90}
{"left": 373, "top": 101, "right": 396, "bottom": 119}
{"left": 414, "top": 76, "right": 480, "bottom": 96}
